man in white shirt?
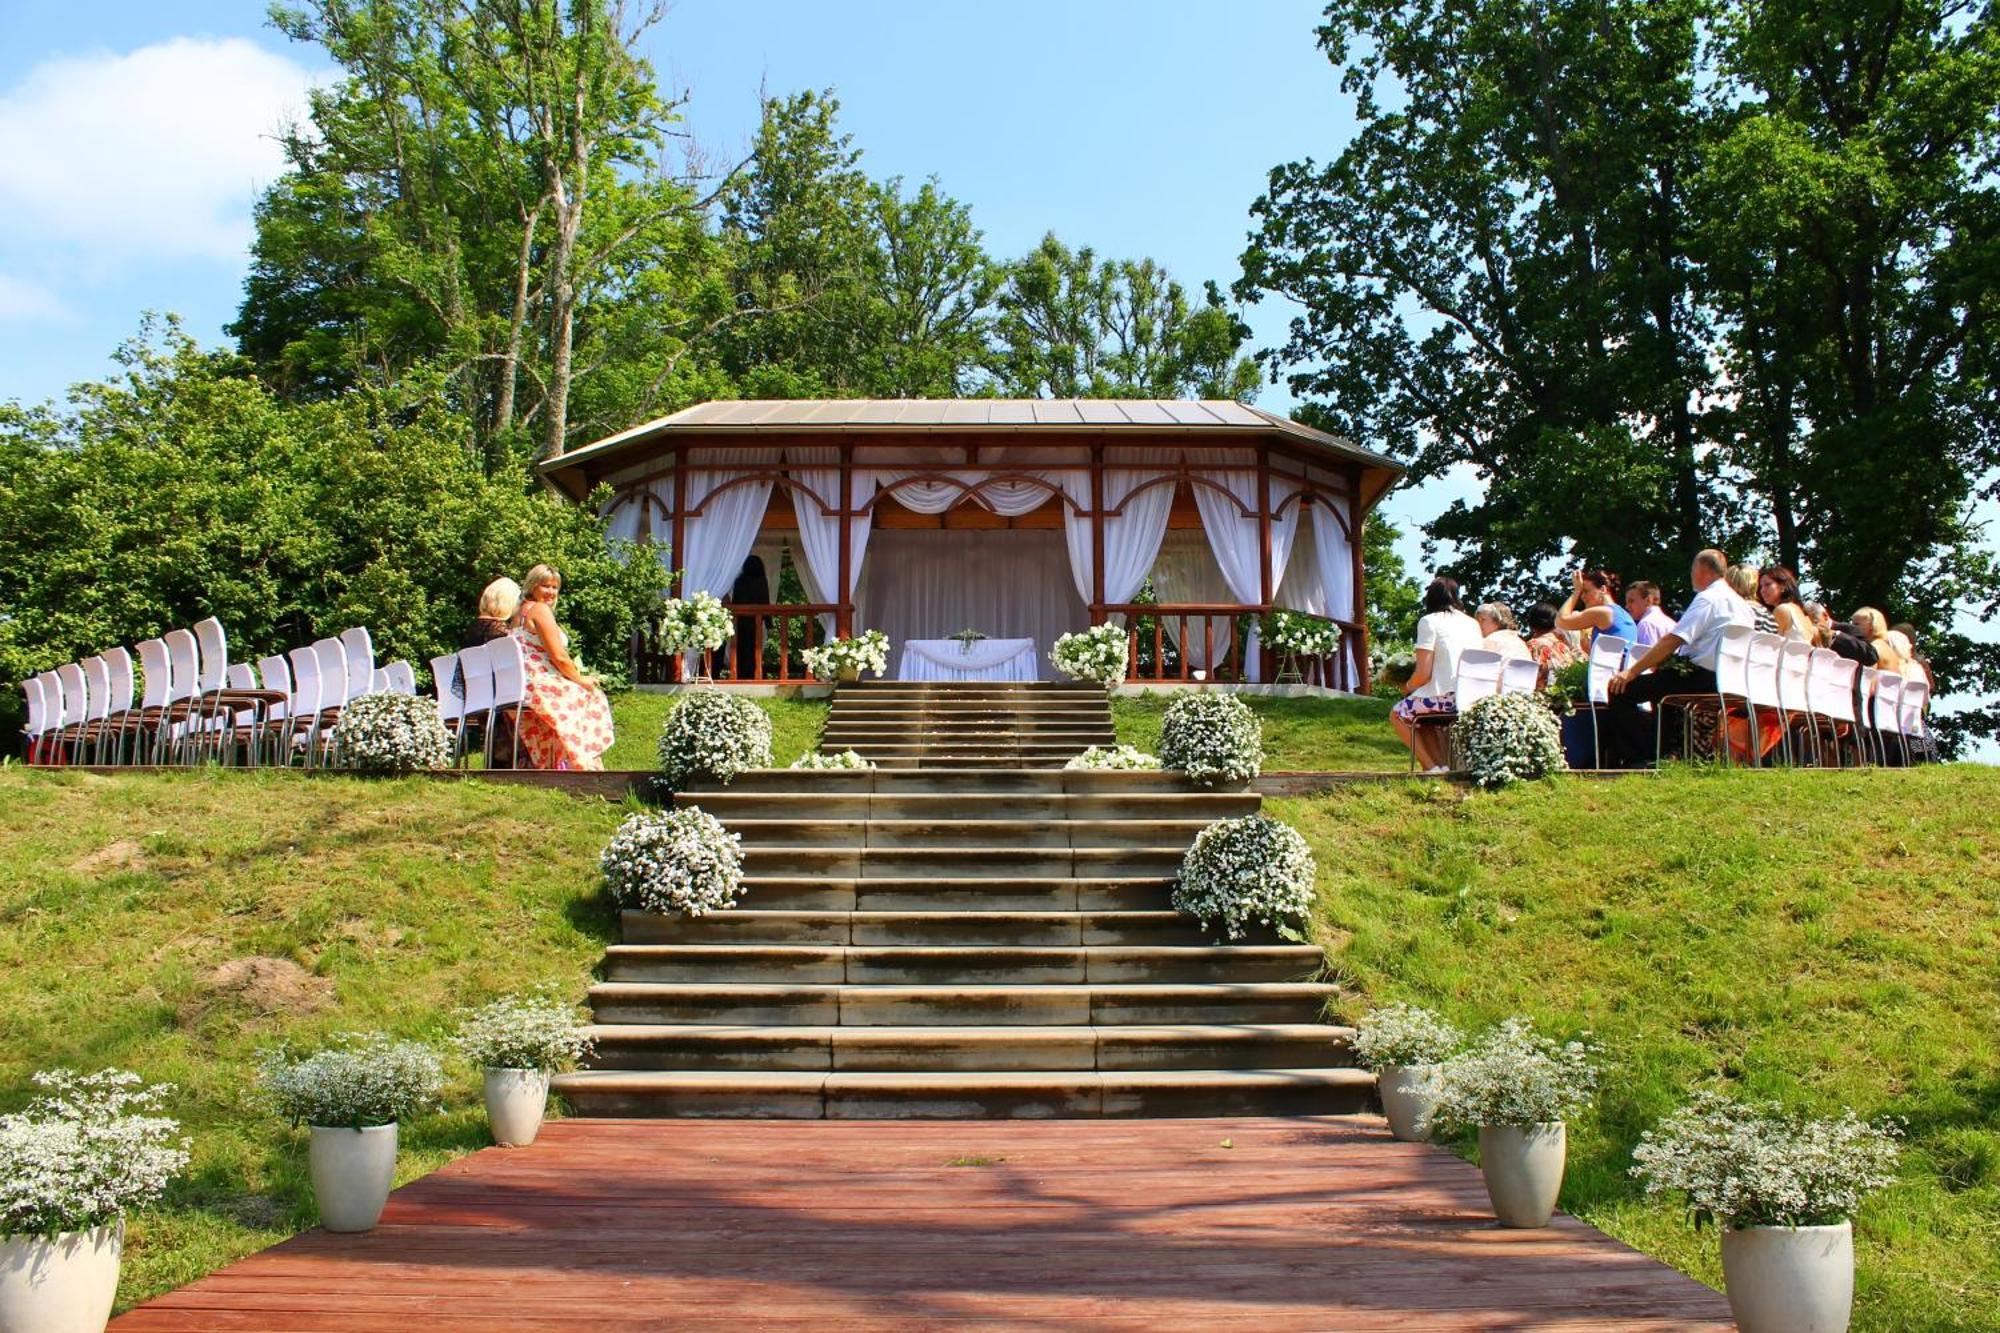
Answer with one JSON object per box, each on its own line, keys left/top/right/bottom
{"left": 1624, "top": 582, "right": 1678, "bottom": 647}
{"left": 1603, "top": 549, "right": 1753, "bottom": 766}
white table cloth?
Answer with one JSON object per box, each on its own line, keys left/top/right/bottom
{"left": 899, "top": 637, "right": 1040, "bottom": 682}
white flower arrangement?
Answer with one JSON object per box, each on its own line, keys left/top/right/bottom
{"left": 1352, "top": 1003, "right": 1464, "bottom": 1070}
{"left": 801, "top": 630, "right": 891, "bottom": 681}
{"left": 1064, "top": 744, "right": 1162, "bottom": 771}
{"left": 452, "top": 992, "right": 595, "bottom": 1073}
{"left": 1159, "top": 690, "right": 1264, "bottom": 785}
{"left": 1049, "top": 623, "right": 1130, "bottom": 687}
{"left": 656, "top": 689, "right": 773, "bottom": 787}
{"left": 657, "top": 590, "right": 735, "bottom": 653}
{"left": 1431, "top": 1018, "right": 1599, "bottom": 1132}
{"left": 336, "top": 692, "right": 454, "bottom": 773}
{"left": 0, "top": 1070, "right": 189, "bottom": 1240}
{"left": 790, "top": 748, "right": 874, "bottom": 770}
{"left": 1456, "top": 691, "right": 1567, "bottom": 788}
{"left": 1266, "top": 609, "right": 1342, "bottom": 658}
{"left": 1172, "top": 813, "right": 1316, "bottom": 941}
{"left": 1631, "top": 1090, "right": 1902, "bottom": 1230}
{"left": 600, "top": 806, "right": 745, "bottom": 917}
{"left": 260, "top": 1034, "right": 445, "bottom": 1130}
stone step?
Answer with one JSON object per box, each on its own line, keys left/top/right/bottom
{"left": 715, "top": 818, "right": 1212, "bottom": 851}
{"left": 823, "top": 727, "right": 1118, "bottom": 745}
{"left": 730, "top": 877, "right": 1174, "bottom": 913}
{"left": 845, "top": 743, "right": 1094, "bottom": 760}
{"left": 581, "top": 1023, "right": 1357, "bottom": 1072}
{"left": 587, "top": 981, "right": 1338, "bottom": 1026}
{"left": 601, "top": 944, "right": 1323, "bottom": 985}
{"left": 693, "top": 769, "right": 1234, "bottom": 795}
{"left": 826, "top": 708, "right": 1113, "bottom": 724}
{"left": 739, "top": 845, "right": 1186, "bottom": 878}
{"left": 838, "top": 681, "right": 1103, "bottom": 693}
{"left": 622, "top": 908, "right": 1247, "bottom": 946}
{"left": 550, "top": 1066, "right": 1375, "bottom": 1119}
{"left": 673, "top": 791, "right": 1260, "bottom": 821}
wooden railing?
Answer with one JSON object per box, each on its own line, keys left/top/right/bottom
{"left": 631, "top": 604, "right": 838, "bottom": 685}
{"left": 1106, "top": 606, "right": 1369, "bottom": 690}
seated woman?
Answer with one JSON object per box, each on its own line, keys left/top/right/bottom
{"left": 1391, "top": 577, "right": 1484, "bottom": 773}
{"left": 1524, "top": 601, "right": 1582, "bottom": 685}
{"left": 1891, "top": 623, "right": 1933, "bottom": 688}
{"left": 1756, "top": 566, "right": 1818, "bottom": 644}
{"left": 1476, "top": 603, "right": 1530, "bottom": 659}
{"left": 1730, "top": 564, "right": 1779, "bottom": 633}
{"left": 1556, "top": 568, "right": 1639, "bottom": 646}
{"left": 512, "top": 564, "right": 615, "bottom": 771}
{"left": 1851, "top": 607, "right": 1904, "bottom": 674}
{"left": 460, "top": 577, "right": 522, "bottom": 766}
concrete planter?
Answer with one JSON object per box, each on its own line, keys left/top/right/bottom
{"left": 0, "top": 1223, "right": 122, "bottom": 1333}
{"left": 309, "top": 1123, "right": 399, "bottom": 1232}
{"left": 1721, "top": 1222, "right": 1854, "bottom": 1333}
{"left": 483, "top": 1068, "right": 551, "bottom": 1147}
{"left": 1376, "top": 1064, "right": 1443, "bottom": 1142}
{"left": 1477, "top": 1122, "right": 1566, "bottom": 1227}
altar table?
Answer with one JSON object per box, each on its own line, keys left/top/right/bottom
{"left": 898, "top": 637, "right": 1040, "bottom": 682}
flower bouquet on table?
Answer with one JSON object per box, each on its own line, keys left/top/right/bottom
{"left": 657, "top": 590, "right": 735, "bottom": 655}
{"left": 0, "top": 1070, "right": 189, "bottom": 1332}
{"left": 1632, "top": 1091, "right": 1900, "bottom": 1333}
{"left": 1049, "top": 623, "right": 1130, "bottom": 688}
{"left": 950, "top": 628, "right": 987, "bottom": 655}
{"left": 802, "top": 629, "right": 891, "bottom": 683}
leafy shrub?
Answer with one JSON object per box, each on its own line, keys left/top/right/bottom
{"left": 0, "top": 1070, "right": 189, "bottom": 1239}
{"left": 790, "top": 748, "right": 873, "bottom": 769}
{"left": 1049, "top": 624, "right": 1129, "bottom": 686}
{"left": 1065, "top": 744, "right": 1161, "bottom": 771}
{"left": 336, "top": 692, "right": 454, "bottom": 773}
{"left": 1159, "top": 691, "right": 1263, "bottom": 785}
{"left": 657, "top": 591, "right": 735, "bottom": 653}
{"left": 1352, "top": 1003, "right": 1464, "bottom": 1069}
{"left": 802, "top": 629, "right": 891, "bottom": 680}
{"left": 1456, "top": 691, "right": 1567, "bottom": 788}
{"left": 600, "top": 806, "right": 744, "bottom": 917}
{"left": 260, "top": 1034, "right": 445, "bottom": 1130}
{"left": 452, "top": 993, "right": 595, "bottom": 1073}
{"left": 656, "top": 689, "right": 773, "bottom": 787}
{"left": 1432, "top": 1018, "right": 1599, "bottom": 1131}
{"left": 1631, "top": 1090, "right": 1902, "bottom": 1229}
{"left": 1172, "top": 813, "right": 1316, "bottom": 941}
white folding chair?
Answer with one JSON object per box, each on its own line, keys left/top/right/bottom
{"left": 1805, "top": 649, "right": 1861, "bottom": 767}
{"left": 1741, "top": 634, "right": 1786, "bottom": 766}
{"left": 314, "top": 638, "right": 351, "bottom": 765}
{"left": 95, "top": 647, "right": 138, "bottom": 765}
{"left": 161, "top": 629, "right": 202, "bottom": 764}
{"left": 371, "top": 667, "right": 391, "bottom": 695}
{"left": 1439, "top": 649, "right": 1504, "bottom": 771}
{"left": 1871, "top": 672, "right": 1906, "bottom": 766}
{"left": 36, "top": 670, "right": 68, "bottom": 765}
{"left": 55, "top": 662, "right": 89, "bottom": 765}
{"left": 340, "top": 627, "right": 376, "bottom": 702}
{"left": 78, "top": 655, "right": 116, "bottom": 765}
{"left": 133, "top": 639, "right": 174, "bottom": 764}
{"left": 1500, "top": 657, "right": 1541, "bottom": 696}
{"left": 256, "top": 654, "right": 294, "bottom": 765}
{"left": 384, "top": 661, "right": 417, "bottom": 695}
{"left": 1899, "top": 677, "right": 1933, "bottom": 763}
{"left": 1580, "top": 634, "right": 1630, "bottom": 771}
{"left": 486, "top": 636, "right": 526, "bottom": 769}
{"left": 287, "top": 647, "right": 326, "bottom": 765}
{"left": 1774, "top": 640, "right": 1816, "bottom": 766}
{"left": 431, "top": 653, "right": 465, "bottom": 735}
{"left": 456, "top": 641, "right": 496, "bottom": 767}
{"left": 19, "top": 677, "right": 48, "bottom": 764}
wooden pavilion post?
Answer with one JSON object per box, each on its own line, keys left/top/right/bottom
{"left": 1349, "top": 463, "right": 1369, "bottom": 695}
{"left": 1257, "top": 449, "right": 1274, "bottom": 681}
{"left": 669, "top": 446, "right": 688, "bottom": 683}
{"left": 836, "top": 442, "right": 855, "bottom": 640}
{"left": 1089, "top": 444, "right": 1107, "bottom": 626}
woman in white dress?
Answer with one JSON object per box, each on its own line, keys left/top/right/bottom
{"left": 1392, "top": 577, "right": 1484, "bottom": 772}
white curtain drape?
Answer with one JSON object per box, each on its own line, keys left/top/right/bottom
{"left": 855, "top": 530, "right": 1086, "bottom": 679}
{"left": 1150, "top": 529, "right": 1236, "bottom": 670}
{"left": 1189, "top": 469, "right": 1301, "bottom": 682}
{"left": 870, "top": 446, "right": 1056, "bottom": 517}
{"left": 679, "top": 448, "right": 779, "bottom": 597}
{"left": 1275, "top": 509, "right": 1325, "bottom": 616}
{"left": 1310, "top": 501, "right": 1358, "bottom": 626}
{"left": 786, "top": 447, "right": 873, "bottom": 634}
{"left": 1050, "top": 448, "right": 1174, "bottom": 613}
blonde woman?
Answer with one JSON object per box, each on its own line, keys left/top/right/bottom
{"left": 1851, "top": 607, "right": 1905, "bottom": 674}
{"left": 512, "top": 565, "right": 614, "bottom": 770}
{"left": 464, "top": 578, "right": 521, "bottom": 649}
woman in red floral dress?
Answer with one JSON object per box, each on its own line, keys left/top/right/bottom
{"left": 512, "top": 565, "right": 615, "bottom": 770}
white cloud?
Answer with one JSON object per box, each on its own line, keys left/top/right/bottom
{"left": 0, "top": 273, "right": 67, "bottom": 321}
{"left": 0, "top": 36, "right": 318, "bottom": 264}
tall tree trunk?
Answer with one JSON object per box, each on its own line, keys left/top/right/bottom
{"left": 495, "top": 194, "right": 545, "bottom": 469}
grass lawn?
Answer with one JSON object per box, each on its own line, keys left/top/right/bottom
{"left": 1273, "top": 764, "right": 2000, "bottom": 1333}
{"left": 1113, "top": 691, "right": 1406, "bottom": 771}
{"left": 602, "top": 690, "right": 828, "bottom": 769}
{"left": 0, "top": 768, "right": 629, "bottom": 1308}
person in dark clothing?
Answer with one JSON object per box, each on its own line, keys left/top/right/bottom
{"left": 725, "top": 555, "right": 770, "bottom": 680}
{"left": 458, "top": 577, "right": 520, "bottom": 765}
{"left": 1603, "top": 548, "right": 1753, "bottom": 767}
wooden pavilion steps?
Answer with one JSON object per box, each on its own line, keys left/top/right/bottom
{"left": 821, "top": 679, "right": 1112, "bottom": 769}
{"left": 554, "top": 682, "right": 1368, "bottom": 1119}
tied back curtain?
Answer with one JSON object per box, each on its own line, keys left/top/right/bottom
{"left": 786, "top": 447, "right": 874, "bottom": 633}
{"left": 1051, "top": 448, "right": 1174, "bottom": 613}
{"left": 870, "top": 446, "right": 1057, "bottom": 517}
{"left": 1189, "top": 469, "right": 1302, "bottom": 683}
{"left": 1310, "top": 502, "right": 1358, "bottom": 627}
{"left": 679, "top": 448, "right": 780, "bottom": 598}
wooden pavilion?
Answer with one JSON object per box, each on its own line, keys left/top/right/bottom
{"left": 538, "top": 399, "right": 1403, "bottom": 691}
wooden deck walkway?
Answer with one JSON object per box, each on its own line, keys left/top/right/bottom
{"left": 116, "top": 1117, "right": 1732, "bottom": 1331}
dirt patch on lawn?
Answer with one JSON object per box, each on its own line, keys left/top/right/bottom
{"left": 69, "top": 839, "right": 144, "bottom": 875}
{"left": 203, "top": 957, "right": 334, "bottom": 1015}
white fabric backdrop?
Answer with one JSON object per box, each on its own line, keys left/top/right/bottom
{"left": 1310, "top": 501, "right": 1358, "bottom": 626}
{"left": 856, "top": 530, "right": 1086, "bottom": 680}
{"left": 1190, "top": 470, "right": 1302, "bottom": 682}
{"left": 1151, "top": 529, "right": 1237, "bottom": 671}
{"left": 679, "top": 448, "right": 779, "bottom": 597}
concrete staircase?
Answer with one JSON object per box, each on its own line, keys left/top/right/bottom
{"left": 554, "top": 681, "right": 1370, "bottom": 1118}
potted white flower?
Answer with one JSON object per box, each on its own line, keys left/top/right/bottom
{"left": 1171, "top": 813, "right": 1316, "bottom": 942}
{"left": 1432, "top": 1018, "right": 1599, "bottom": 1227}
{"left": 1351, "top": 1003, "right": 1464, "bottom": 1142}
{"left": 657, "top": 591, "right": 735, "bottom": 656}
{"left": 656, "top": 689, "right": 773, "bottom": 788}
{"left": 1158, "top": 690, "right": 1264, "bottom": 785}
{"left": 789, "top": 748, "right": 874, "bottom": 770}
{"left": 801, "top": 629, "right": 891, "bottom": 683}
{"left": 1049, "top": 623, "right": 1130, "bottom": 687}
{"left": 335, "top": 693, "right": 454, "bottom": 773}
{"left": 1455, "top": 691, "right": 1568, "bottom": 788}
{"left": 260, "top": 1035, "right": 444, "bottom": 1233}
{"left": 1632, "top": 1090, "right": 1900, "bottom": 1333}
{"left": 601, "top": 806, "right": 745, "bottom": 917}
{"left": 452, "top": 993, "right": 595, "bottom": 1148}
{"left": 0, "top": 1070, "right": 188, "bottom": 1333}
{"left": 1064, "top": 744, "right": 1161, "bottom": 771}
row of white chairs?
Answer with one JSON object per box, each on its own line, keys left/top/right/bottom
{"left": 428, "top": 637, "right": 528, "bottom": 768}
{"left": 18, "top": 618, "right": 420, "bottom": 768}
